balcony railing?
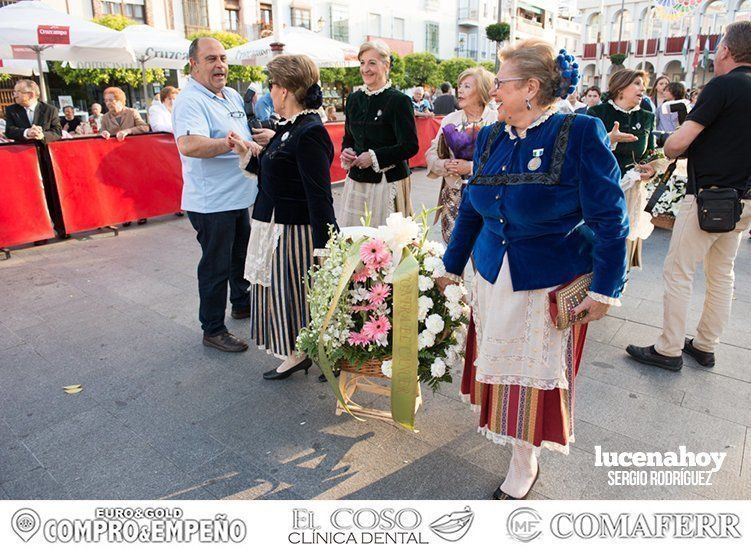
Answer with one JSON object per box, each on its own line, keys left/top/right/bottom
{"left": 635, "top": 38, "right": 659, "bottom": 57}
{"left": 456, "top": 49, "right": 479, "bottom": 59}
{"left": 583, "top": 43, "right": 598, "bottom": 60}
{"left": 608, "top": 41, "right": 630, "bottom": 56}
{"left": 698, "top": 34, "right": 721, "bottom": 52}
{"left": 664, "top": 36, "right": 687, "bottom": 55}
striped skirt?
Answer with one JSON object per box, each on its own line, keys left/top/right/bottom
{"left": 250, "top": 224, "right": 314, "bottom": 359}
{"left": 461, "top": 315, "right": 588, "bottom": 455}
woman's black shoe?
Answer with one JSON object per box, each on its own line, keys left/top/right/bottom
{"left": 492, "top": 467, "right": 540, "bottom": 500}
{"left": 318, "top": 370, "right": 341, "bottom": 383}
{"left": 263, "top": 357, "right": 312, "bottom": 380}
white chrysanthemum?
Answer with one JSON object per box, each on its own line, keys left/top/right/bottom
{"left": 430, "top": 357, "right": 446, "bottom": 378}
{"left": 425, "top": 314, "right": 445, "bottom": 335}
{"left": 447, "top": 302, "right": 463, "bottom": 321}
{"left": 421, "top": 240, "right": 445, "bottom": 256}
{"left": 423, "top": 256, "right": 445, "bottom": 276}
{"left": 418, "top": 275, "right": 434, "bottom": 292}
{"left": 417, "top": 295, "right": 433, "bottom": 321}
{"left": 444, "top": 283, "right": 466, "bottom": 303}
{"left": 380, "top": 213, "right": 421, "bottom": 250}
{"left": 381, "top": 360, "right": 392, "bottom": 378}
{"left": 418, "top": 330, "right": 436, "bottom": 350}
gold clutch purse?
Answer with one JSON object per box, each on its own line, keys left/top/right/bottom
{"left": 547, "top": 273, "right": 594, "bottom": 330}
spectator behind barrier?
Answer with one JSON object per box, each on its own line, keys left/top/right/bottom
{"left": 148, "top": 86, "right": 180, "bottom": 133}
{"left": 100, "top": 86, "right": 150, "bottom": 141}
{"left": 89, "top": 103, "right": 103, "bottom": 134}
{"left": 432, "top": 81, "right": 459, "bottom": 115}
{"left": 411, "top": 86, "right": 434, "bottom": 117}
{"left": 59, "top": 105, "right": 84, "bottom": 135}
{"left": 3, "top": 79, "right": 62, "bottom": 143}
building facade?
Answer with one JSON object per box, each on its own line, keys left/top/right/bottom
{"left": 577, "top": 0, "right": 751, "bottom": 89}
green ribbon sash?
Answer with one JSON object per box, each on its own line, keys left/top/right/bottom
{"left": 390, "top": 249, "right": 420, "bottom": 431}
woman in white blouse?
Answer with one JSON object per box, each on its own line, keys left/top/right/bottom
{"left": 148, "top": 86, "right": 179, "bottom": 133}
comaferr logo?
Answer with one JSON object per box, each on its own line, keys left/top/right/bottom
{"left": 37, "top": 26, "right": 70, "bottom": 45}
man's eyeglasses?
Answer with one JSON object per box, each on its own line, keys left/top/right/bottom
{"left": 493, "top": 77, "right": 526, "bottom": 90}
{"left": 227, "top": 111, "right": 246, "bottom": 119}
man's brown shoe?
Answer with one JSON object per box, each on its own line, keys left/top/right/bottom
{"left": 683, "top": 338, "right": 715, "bottom": 367}
{"left": 203, "top": 332, "right": 249, "bottom": 352}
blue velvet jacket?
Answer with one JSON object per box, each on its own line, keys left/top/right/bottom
{"left": 442, "top": 112, "right": 629, "bottom": 299}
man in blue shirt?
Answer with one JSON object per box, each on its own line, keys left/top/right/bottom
{"left": 173, "top": 37, "right": 257, "bottom": 353}
{"left": 255, "top": 91, "right": 275, "bottom": 122}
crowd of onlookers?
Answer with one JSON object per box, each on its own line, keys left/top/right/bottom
{"left": 0, "top": 79, "right": 182, "bottom": 144}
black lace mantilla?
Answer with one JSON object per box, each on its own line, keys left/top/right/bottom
{"left": 469, "top": 114, "right": 575, "bottom": 186}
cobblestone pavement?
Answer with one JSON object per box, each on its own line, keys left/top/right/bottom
{"left": 1, "top": 170, "right": 750, "bottom": 500}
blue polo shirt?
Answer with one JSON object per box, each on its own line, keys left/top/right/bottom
{"left": 172, "top": 78, "right": 257, "bottom": 213}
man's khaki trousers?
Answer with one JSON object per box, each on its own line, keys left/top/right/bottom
{"left": 655, "top": 195, "right": 751, "bottom": 357}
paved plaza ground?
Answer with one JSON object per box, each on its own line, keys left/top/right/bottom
{"left": 1, "top": 170, "right": 750, "bottom": 500}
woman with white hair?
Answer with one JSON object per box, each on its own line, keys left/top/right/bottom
{"left": 339, "top": 41, "right": 420, "bottom": 227}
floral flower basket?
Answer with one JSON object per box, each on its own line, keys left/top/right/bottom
{"left": 645, "top": 173, "right": 686, "bottom": 230}
{"left": 297, "top": 212, "right": 469, "bottom": 427}
{"left": 651, "top": 214, "right": 676, "bottom": 230}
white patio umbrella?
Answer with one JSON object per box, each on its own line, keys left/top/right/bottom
{"left": 227, "top": 26, "right": 359, "bottom": 68}
{"left": 68, "top": 24, "right": 191, "bottom": 102}
{"left": 0, "top": 1, "right": 135, "bottom": 102}
{"left": 0, "top": 58, "right": 48, "bottom": 76}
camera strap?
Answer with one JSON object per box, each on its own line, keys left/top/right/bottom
{"left": 644, "top": 159, "right": 678, "bottom": 215}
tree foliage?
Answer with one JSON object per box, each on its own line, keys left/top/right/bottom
{"left": 440, "top": 57, "right": 476, "bottom": 87}
{"left": 319, "top": 52, "right": 406, "bottom": 91}
{"left": 187, "top": 30, "right": 264, "bottom": 84}
{"left": 51, "top": 14, "right": 166, "bottom": 88}
{"left": 403, "top": 52, "right": 441, "bottom": 88}
{"left": 486, "top": 23, "right": 510, "bottom": 44}
{"left": 479, "top": 61, "right": 496, "bottom": 73}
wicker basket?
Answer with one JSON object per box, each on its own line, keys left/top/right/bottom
{"left": 651, "top": 214, "right": 675, "bottom": 230}
{"left": 339, "top": 358, "right": 389, "bottom": 379}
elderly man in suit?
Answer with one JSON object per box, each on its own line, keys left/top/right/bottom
{"left": 4, "top": 79, "right": 62, "bottom": 142}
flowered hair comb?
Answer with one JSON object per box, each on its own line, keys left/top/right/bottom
{"left": 556, "top": 49, "right": 580, "bottom": 99}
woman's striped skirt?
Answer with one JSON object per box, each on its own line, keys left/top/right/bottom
{"left": 250, "top": 224, "right": 314, "bottom": 359}
{"left": 461, "top": 315, "right": 588, "bottom": 455}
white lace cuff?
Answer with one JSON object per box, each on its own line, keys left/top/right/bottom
{"left": 341, "top": 156, "right": 352, "bottom": 171}
{"left": 369, "top": 149, "right": 394, "bottom": 173}
{"left": 239, "top": 149, "right": 254, "bottom": 178}
{"left": 587, "top": 291, "right": 621, "bottom": 307}
{"left": 609, "top": 138, "right": 617, "bottom": 151}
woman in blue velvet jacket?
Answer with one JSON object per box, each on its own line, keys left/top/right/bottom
{"left": 437, "top": 39, "right": 629, "bottom": 500}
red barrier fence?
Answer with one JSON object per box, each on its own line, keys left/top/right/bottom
{"left": 324, "top": 116, "right": 441, "bottom": 183}
{"left": 3, "top": 119, "right": 441, "bottom": 248}
{"left": 46, "top": 133, "right": 183, "bottom": 234}
{"left": 0, "top": 143, "right": 55, "bottom": 248}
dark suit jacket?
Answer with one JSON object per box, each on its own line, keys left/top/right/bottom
{"left": 4, "top": 102, "right": 62, "bottom": 142}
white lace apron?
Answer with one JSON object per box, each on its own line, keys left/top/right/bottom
{"left": 245, "top": 214, "right": 284, "bottom": 287}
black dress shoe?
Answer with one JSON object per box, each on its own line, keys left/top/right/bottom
{"left": 123, "top": 221, "right": 132, "bottom": 227}
{"left": 493, "top": 467, "right": 540, "bottom": 500}
{"left": 318, "top": 370, "right": 340, "bottom": 383}
{"left": 202, "top": 332, "right": 249, "bottom": 352}
{"left": 231, "top": 308, "right": 250, "bottom": 320}
{"left": 626, "top": 345, "right": 683, "bottom": 371}
{"left": 137, "top": 218, "right": 147, "bottom": 225}
{"left": 264, "top": 358, "right": 312, "bottom": 380}
{"left": 683, "top": 338, "right": 715, "bottom": 367}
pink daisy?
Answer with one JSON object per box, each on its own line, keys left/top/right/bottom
{"left": 360, "top": 239, "right": 390, "bottom": 268}
{"left": 368, "top": 283, "right": 391, "bottom": 306}
{"left": 362, "top": 315, "right": 391, "bottom": 341}
{"left": 352, "top": 266, "right": 373, "bottom": 283}
{"left": 347, "top": 331, "right": 371, "bottom": 347}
